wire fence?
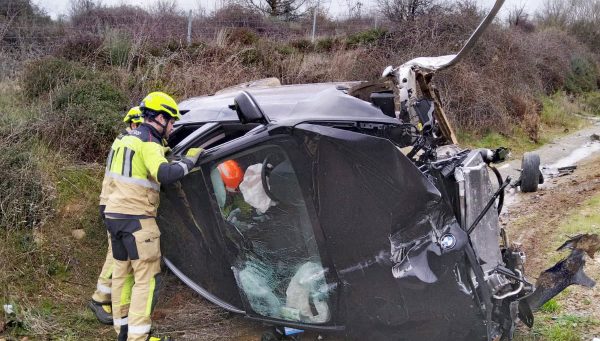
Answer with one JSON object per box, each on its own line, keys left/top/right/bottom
{"left": 0, "top": 14, "right": 383, "bottom": 49}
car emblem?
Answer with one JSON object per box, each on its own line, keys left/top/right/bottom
{"left": 440, "top": 234, "right": 456, "bottom": 250}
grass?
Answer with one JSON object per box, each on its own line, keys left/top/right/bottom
{"left": 515, "top": 192, "right": 600, "bottom": 340}
{"left": 458, "top": 127, "right": 544, "bottom": 157}
{"left": 459, "top": 92, "right": 594, "bottom": 158}
{"left": 1, "top": 165, "right": 108, "bottom": 340}
{"left": 0, "top": 81, "right": 107, "bottom": 338}
{"left": 516, "top": 314, "right": 598, "bottom": 341}
{"left": 539, "top": 299, "right": 561, "bottom": 313}
{"left": 554, "top": 192, "right": 600, "bottom": 246}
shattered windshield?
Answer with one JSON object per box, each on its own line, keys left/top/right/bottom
{"left": 209, "top": 145, "right": 333, "bottom": 324}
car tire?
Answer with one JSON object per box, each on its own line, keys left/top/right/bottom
{"left": 520, "top": 152, "right": 541, "bottom": 193}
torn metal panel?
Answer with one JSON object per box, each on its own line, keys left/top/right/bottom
{"left": 294, "top": 124, "right": 487, "bottom": 339}
{"left": 526, "top": 248, "right": 595, "bottom": 311}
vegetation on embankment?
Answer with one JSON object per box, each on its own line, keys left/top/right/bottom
{"left": 460, "top": 91, "right": 600, "bottom": 157}
{"left": 510, "top": 160, "right": 600, "bottom": 341}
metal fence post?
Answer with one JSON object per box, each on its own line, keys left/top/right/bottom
{"left": 311, "top": 0, "right": 319, "bottom": 42}
{"left": 187, "top": 10, "right": 192, "bottom": 46}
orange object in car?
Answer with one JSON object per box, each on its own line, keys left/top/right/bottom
{"left": 217, "top": 160, "right": 244, "bottom": 191}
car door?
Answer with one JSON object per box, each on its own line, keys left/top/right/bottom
{"left": 191, "top": 128, "right": 344, "bottom": 330}
{"left": 158, "top": 123, "right": 255, "bottom": 313}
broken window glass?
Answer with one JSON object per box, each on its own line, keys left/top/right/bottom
{"left": 209, "top": 145, "right": 332, "bottom": 324}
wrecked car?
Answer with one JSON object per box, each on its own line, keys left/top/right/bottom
{"left": 156, "top": 0, "right": 596, "bottom": 339}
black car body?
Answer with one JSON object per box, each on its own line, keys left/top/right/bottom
{"left": 156, "top": 1, "right": 595, "bottom": 339}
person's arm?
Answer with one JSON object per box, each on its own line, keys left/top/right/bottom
{"left": 141, "top": 143, "right": 202, "bottom": 185}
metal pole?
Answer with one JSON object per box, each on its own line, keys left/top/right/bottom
{"left": 311, "top": 0, "right": 319, "bottom": 42}
{"left": 187, "top": 10, "right": 192, "bottom": 46}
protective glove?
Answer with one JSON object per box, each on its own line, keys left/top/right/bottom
{"left": 184, "top": 147, "right": 204, "bottom": 166}
{"left": 163, "top": 146, "right": 172, "bottom": 156}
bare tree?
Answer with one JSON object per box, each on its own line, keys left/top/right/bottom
{"left": 235, "top": 0, "right": 308, "bottom": 20}
{"left": 153, "top": 0, "right": 180, "bottom": 15}
{"left": 536, "top": 0, "right": 571, "bottom": 27}
{"left": 508, "top": 4, "right": 535, "bottom": 31}
{"left": 508, "top": 5, "right": 525, "bottom": 26}
{"left": 345, "top": 0, "right": 364, "bottom": 19}
{"left": 377, "top": 0, "right": 435, "bottom": 22}
{"left": 69, "top": 0, "right": 101, "bottom": 17}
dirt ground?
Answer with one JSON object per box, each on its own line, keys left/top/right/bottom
{"left": 147, "top": 153, "right": 600, "bottom": 340}
{"left": 505, "top": 154, "right": 600, "bottom": 340}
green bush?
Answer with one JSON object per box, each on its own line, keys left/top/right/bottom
{"left": 229, "top": 27, "right": 259, "bottom": 45}
{"left": 45, "top": 78, "right": 127, "bottom": 161}
{"left": 315, "top": 37, "right": 336, "bottom": 52}
{"left": 21, "top": 57, "right": 90, "bottom": 99}
{"left": 289, "top": 39, "right": 313, "bottom": 52}
{"left": 565, "top": 56, "right": 599, "bottom": 94}
{"left": 239, "top": 48, "right": 262, "bottom": 66}
{"left": 52, "top": 78, "right": 126, "bottom": 111}
{"left": 346, "top": 28, "right": 387, "bottom": 48}
{"left": 44, "top": 105, "right": 123, "bottom": 162}
{"left": 275, "top": 43, "right": 296, "bottom": 55}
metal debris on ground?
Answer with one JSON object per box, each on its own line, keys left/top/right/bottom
{"left": 542, "top": 165, "right": 577, "bottom": 178}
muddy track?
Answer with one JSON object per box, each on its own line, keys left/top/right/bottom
{"left": 504, "top": 155, "right": 600, "bottom": 338}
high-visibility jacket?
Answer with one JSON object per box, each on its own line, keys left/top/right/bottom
{"left": 104, "top": 123, "right": 194, "bottom": 218}
{"left": 99, "top": 129, "right": 129, "bottom": 207}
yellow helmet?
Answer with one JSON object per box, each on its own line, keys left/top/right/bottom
{"left": 123, "top": 106, "right": 143, "bottom": 124}
{"left": 139, "top": 92, "right": 180, "bottom": 121}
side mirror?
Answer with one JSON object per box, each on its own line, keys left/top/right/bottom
{"left": 230, "top": 91, "right": 268, "bottom": 124}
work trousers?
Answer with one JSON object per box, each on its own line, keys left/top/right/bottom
{"left": 106, "top": 217, "right": 162, "bottom": 341}
{"left": 91, "top": 233, "right": 114, "bottom": 304}
{"left": 92, "top": 205, "right": 113, "bottom": 304}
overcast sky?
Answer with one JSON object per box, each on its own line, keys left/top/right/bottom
{"left": 35, "top": 0, "right": 547, "bottom": 20}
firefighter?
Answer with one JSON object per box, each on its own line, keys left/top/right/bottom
{"left": 89, "top": 106, "right": 143, "bottom": 325}
{"left": 103, "top": 92, "right": 202, "bottom": 341}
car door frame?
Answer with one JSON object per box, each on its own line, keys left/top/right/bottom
{"left": 194, "top": 125, "right": 346, "bottom": 332}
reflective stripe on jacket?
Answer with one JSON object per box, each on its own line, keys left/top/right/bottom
{"left": 104, "top": 124, "right": 194, "bottom": 217}
{"left": 99, "top": 130, "right": 128, "bottom": 206}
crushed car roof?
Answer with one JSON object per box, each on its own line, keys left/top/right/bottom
{"left": 177, "top": 82, "right": 401, "bottom": 126}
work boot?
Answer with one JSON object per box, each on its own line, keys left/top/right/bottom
{"left": 87, "top": 300, "right": 113, "bottom": 325}
{"left": 148, "top": 336, "right": 172, "bottom": 341}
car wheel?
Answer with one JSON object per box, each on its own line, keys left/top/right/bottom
{"left": 520, "top": 152, "right": 541, "bottom": 193}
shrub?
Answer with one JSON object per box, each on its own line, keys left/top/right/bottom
{"left": 57, "top": 33, "right": 103, "bottom": 62}
{"left": 44, "top": 78, "right": 127, "bottom": 161}
{"left": 565, "top": 56, "right": 599, "bottom": 94}
{"left": 21, "top": 57, "right": 90, "bottom": 99}
{"left": 228, "top": 28, "right": 259, "bottom": 45}
{"left": 0, "top": 134, "right": 54, "bottom": 230}
{"left": 289, "top": 39, "right": 313, "bottom": 52}
{"left": 346, "top": 28, "right": 387, "bottom": 48}
{"left": 101, "top": 29, "right": 132, "bottom": 67}
{"left": 52, "top": 78, "right": 126, "bottom": 111}
{"left": 239, "top": 48, "right": 262, "bottom": 66}
{"left": 315, "top": 37, "right": 336, "bottom": 52}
